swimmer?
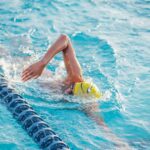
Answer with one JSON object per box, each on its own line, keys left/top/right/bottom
{"left": 21, "top": 34, "right": 105, "bottom": 124}
{"left": 21, "top": 34, "right": 130, "bottom": 149}
{"left": 21, "top": 34, "right": 102, "bottom": 99}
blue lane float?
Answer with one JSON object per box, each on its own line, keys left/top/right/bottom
{"left": 0, "top": 74, "right": 70, "bottom": 150}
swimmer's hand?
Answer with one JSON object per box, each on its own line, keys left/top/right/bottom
{"left": 21, "top": 60, "right": 45, "bottom": 82}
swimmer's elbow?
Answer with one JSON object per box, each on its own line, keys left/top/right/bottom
{"left": 60, "top": 34, "right": 69, "bottom": 41}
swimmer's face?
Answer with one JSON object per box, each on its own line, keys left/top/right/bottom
{"left": 64, "top": 87, "right": 73, "bottom": 95}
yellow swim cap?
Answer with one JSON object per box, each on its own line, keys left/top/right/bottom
{"left": 73, "top": 81, "right": 102, "bottom": 98}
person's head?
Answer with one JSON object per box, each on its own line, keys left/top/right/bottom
{"left": 73, "top": 81, "right": 102, "bottom": 98}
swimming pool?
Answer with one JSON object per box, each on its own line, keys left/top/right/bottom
{"left": 0, "top": 0, "right": 150, "bottom": 149}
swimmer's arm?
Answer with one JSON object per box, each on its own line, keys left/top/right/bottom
{"left": 40, "top": 35, "right": 68, "bottom": 66}
{"left": 84, "top": 103, "right": 130, "bottom": 149}
{"left": 22, "top": 35, "right": 68, "bottom": 81}
{"left": 83, "top": 102, "right": 107, "bottom": 127}
{"left": 86, "top": 110, "right": 106, "bottom": 126}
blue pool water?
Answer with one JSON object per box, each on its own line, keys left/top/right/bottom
{"left": 0, "top": 0, "right": 150, "bottom": 149}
